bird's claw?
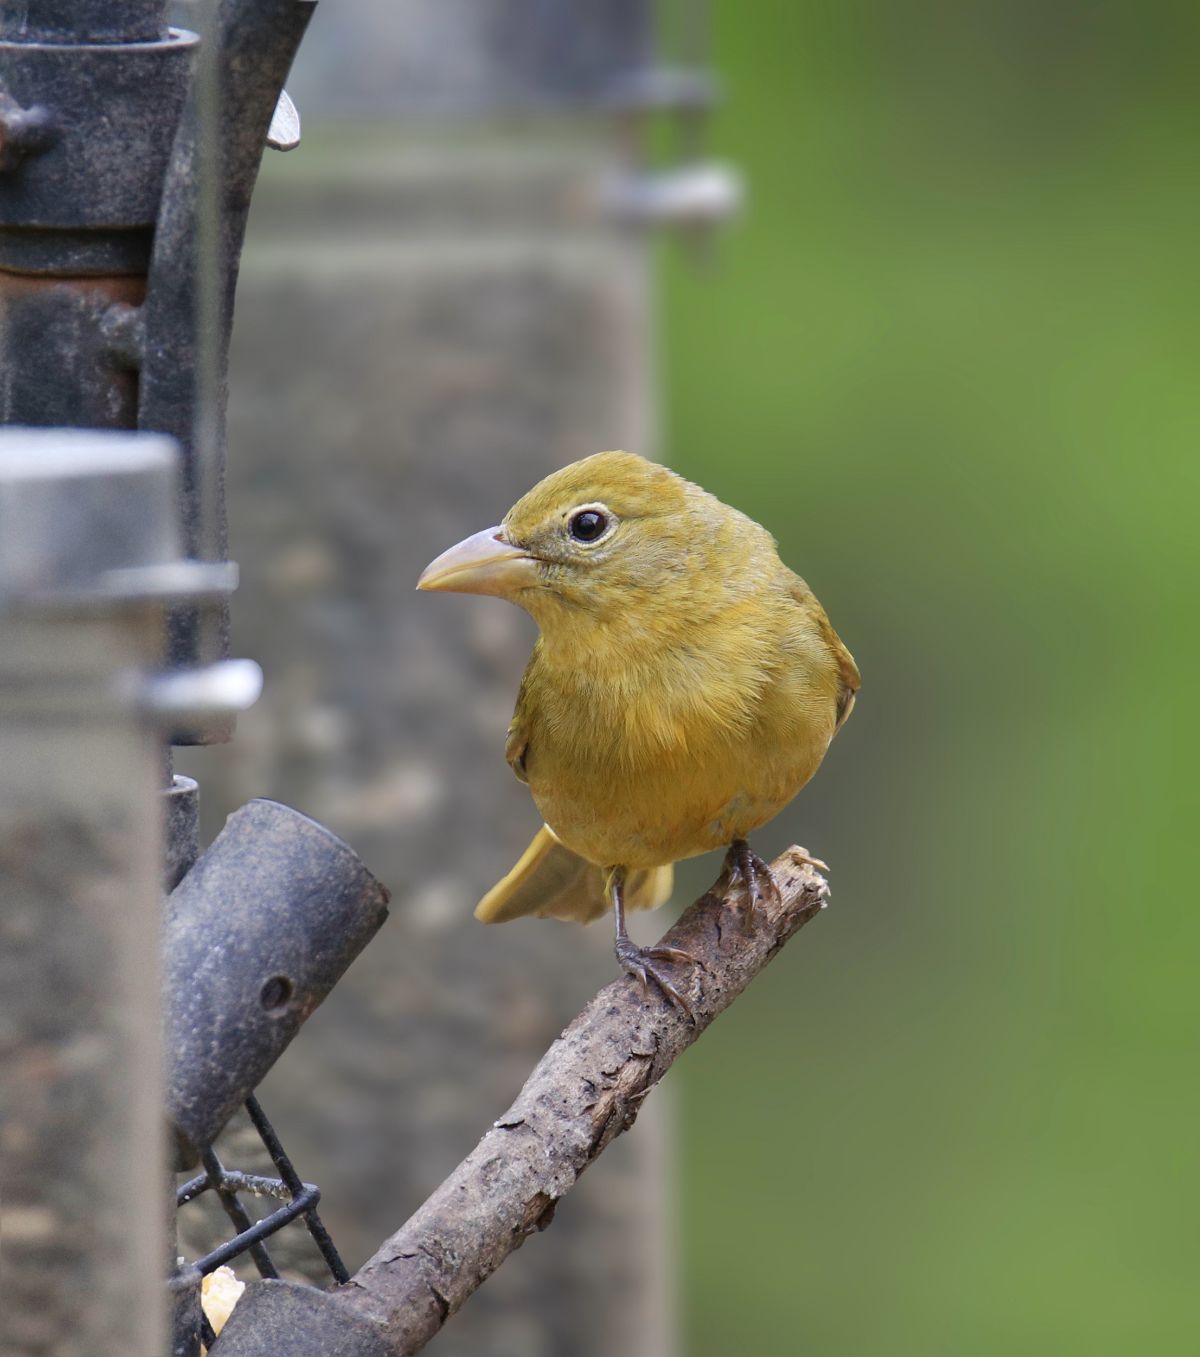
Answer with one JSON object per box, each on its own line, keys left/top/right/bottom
{"left": 724, "top": 839, "right": 786, "bottom": 932}
{"left": 646, "top": 943, "right": 697, "bottom": 967}
{"left": 615, "top": 938, "right": 696, "bottom": 1022}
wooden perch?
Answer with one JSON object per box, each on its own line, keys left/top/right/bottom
{"left": 336, "top": 847, "right": 830, "bottom": 1356}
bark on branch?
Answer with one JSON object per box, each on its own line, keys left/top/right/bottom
{"left": 335, "top": 847, "right": 830, "bottom": 1356}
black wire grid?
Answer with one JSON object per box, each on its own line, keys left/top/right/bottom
{"left": 176, "top": 1093, "right": 349, "bottom": 1349}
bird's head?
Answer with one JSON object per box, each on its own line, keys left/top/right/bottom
{"left": 417, "top": 451, "right": 767, "bottom": 634}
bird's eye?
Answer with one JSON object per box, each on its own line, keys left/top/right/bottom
{"left": 568, "top": 509, "right": 609, "bottom": 543}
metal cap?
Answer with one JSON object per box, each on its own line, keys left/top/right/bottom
{"left": 0, "top": 427, "right": 178, "bottom": 600}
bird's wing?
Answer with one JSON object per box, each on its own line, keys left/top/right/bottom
{"left": 504, "top": 717, "right": 530, "bottom": 784}
{"left": 475, "top": 824, "right": 673, "bottom": 924}
{"left": 788, "top": 575, "right": 861, "bottom": 731}
{"left": 504, "top": 671, "right": 533, "bottom": 784}
{"left": 826, "top": 616, "right": 860, "bottom": 730}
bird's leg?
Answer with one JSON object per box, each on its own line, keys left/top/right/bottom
{"left": 723, "top": 839, "right": 829, "bottom": 932}
{"left": 611, "top": 868, "right": 696, "bottom": 1021}
{"left": 724, "top": 838, "right": 782, "bottom": 931}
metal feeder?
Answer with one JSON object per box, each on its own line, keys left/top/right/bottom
{"left": 165, "top": 798, "right": 390, "bottom": 1170}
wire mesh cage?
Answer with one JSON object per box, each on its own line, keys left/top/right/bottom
{"left": 175, "top": 1096, "right": 348, "bottom": 1350}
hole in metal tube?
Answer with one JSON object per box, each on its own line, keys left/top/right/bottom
{"left": 259, "top": 974, "right": 294, "bottom": 1014}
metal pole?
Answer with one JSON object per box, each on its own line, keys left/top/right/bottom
{"left": 0, "top": 429, "right": 180, "bottom": 1357}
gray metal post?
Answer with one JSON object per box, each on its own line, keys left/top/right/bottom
{"left": 0, "top": 429, "right": 196, "bottom": 1357}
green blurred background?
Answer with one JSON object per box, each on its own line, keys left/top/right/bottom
{"left": 665, "top": 2, "right": 1196, "bottom": 1352}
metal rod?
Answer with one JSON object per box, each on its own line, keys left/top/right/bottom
{"left": 244, "top": 1094, "right": 350, "bottom": 1284}
{"left": 0, "top": 429, "right": 183, "bottom": 1357}
{"left": 200, "top": 1149, "right": 281, "bottom": 1281}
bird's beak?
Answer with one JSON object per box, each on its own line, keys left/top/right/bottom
{"left": 416, "top": 526, "right": 539, "bottom": 598}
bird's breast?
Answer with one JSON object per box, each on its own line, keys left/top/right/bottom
{"left": 521, "top": 657, "right": 835, "bottom": 870}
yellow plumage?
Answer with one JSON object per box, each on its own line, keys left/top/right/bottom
{"left": 418, "top": 451, "right": 858, "bottom": 991}
{"left": 474, "top": 824, "right": 673, "bottom": 924}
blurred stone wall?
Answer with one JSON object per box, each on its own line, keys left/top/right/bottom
{"left": 176, "top": 133, "right": 675, "bottom": 1357}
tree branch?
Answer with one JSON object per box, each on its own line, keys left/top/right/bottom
{"left": 334, "top": 846, "right": 830, "bottom": 1356}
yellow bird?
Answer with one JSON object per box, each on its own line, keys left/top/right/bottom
{"left": 418, "top": 451, "right": 859, "bottom": 1012}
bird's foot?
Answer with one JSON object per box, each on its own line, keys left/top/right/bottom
{"left": 724, "top": 839, "right": 782, "bottom": 932}
{"left": 615, "top": 936, "right": 697, "bottom": 1022}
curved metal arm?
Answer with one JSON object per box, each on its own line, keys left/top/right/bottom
{"left": 139, "top": 0, "right": 316, "bottom": 672}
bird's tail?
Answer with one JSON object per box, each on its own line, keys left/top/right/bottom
{"left": 475, "top": 824, "right": 673, "bottom": 925}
